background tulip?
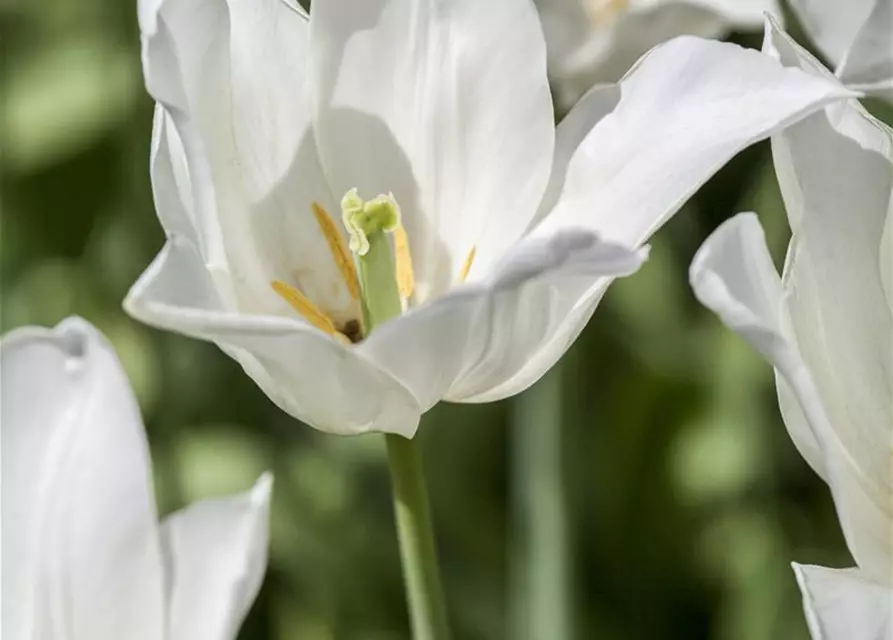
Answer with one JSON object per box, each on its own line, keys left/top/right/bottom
{"left": 535, "top": 0, "right": 780, "bottom": 106}
{"left": 0, "top": 318, "right": 273, "bottom": 640}
{"left": 788, "top": 0, "right": 893, "bottom": 100}
{"left": 690, "top": 18, "right": 892, "bottom": 638}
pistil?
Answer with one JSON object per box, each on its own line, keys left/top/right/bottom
{"left": 341, "top": 189, "right": 405, "bottom": 329}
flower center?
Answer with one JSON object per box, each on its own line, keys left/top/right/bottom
{"left": 270, "top": 190, "right": 415, "bottom": 343}
{"left": 271, "top": 191, "right": 478, "bottom": 343}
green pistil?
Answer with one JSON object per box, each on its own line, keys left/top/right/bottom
{"left": 340, "top": 189, "right": 403, "bottom": 331}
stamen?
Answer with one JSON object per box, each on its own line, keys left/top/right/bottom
{"left": 271, "top": 280, "right": 343, "bottom": 339}
{"left": 458, "top": 246, "right": 476, "bottom": 283}
{"left": 312, "top": 202, "right": 360, "bottom": 300}
{"left": 393, "top": 222, "right": 415, "bottom": 299}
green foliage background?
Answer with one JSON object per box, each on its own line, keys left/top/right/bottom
{"left": 2, "top": 2, "right": 890, "bottom": 638}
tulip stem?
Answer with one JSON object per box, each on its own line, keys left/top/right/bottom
{"left": 511, "top": 364, "right": 571, "bottom": 640}
{"left": 347, "top": 216, "right": 451, "bottom": 640}
{"left": 385, "top": 433, "right": 452, "bottom": 640}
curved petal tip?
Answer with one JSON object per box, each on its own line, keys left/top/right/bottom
{"left": 249, "top": 471, "right": 274, "bottom": 506}
{"left": 793, "top": 563, "right": 893, "bottom": 640}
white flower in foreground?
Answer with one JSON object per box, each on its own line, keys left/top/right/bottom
{"left": 789, "top": 0, "right": 893, "bottom": 100}
{"left": 127, "top": 0, "right": 852, "bottom": 438}
{"left": 0, "top": 318, "right": 272, "bottom": 640}
{"left": 535, "top": 0, "right": 780, "bottom": 106}
{"left": 690, "top": 20, "right": 892, "bottom": 639}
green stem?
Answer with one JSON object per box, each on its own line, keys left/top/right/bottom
{"left": 354, "top": 227, "right": 451, "bottom": 640}
{"left": 511, "top": 363, "right": 571, "bottom": 640}
{"left": 386, "top": 434, "right": 451, "bottom": 640}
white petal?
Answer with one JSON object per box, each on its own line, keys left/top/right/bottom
{"left": 786, "top": 0, "right": 876, "bottom": 72}
{"left": 133, "top": 90, "right": 417, "bottom": 436}
{"left": 473, "top": 35, "right": 853, "bottom": 402}
{"left": 539, "top": 35, "right": 854, "bottom": 245}
{"left": 309, "top": 0, "right": 555, "bottom": 299}
{"left": 689, "top": 213, "right": 827, "bottom": 477}
{"left": 357, "top": 229, "right": 645, "bottom": 408}
{"left": 836, "top": 0, "right": 893, "bottom": 97}
{"left": 0, "top": 318, "right": 165, "bottom": 640}
{"left": 538, "top": 0, "right": 779, "bottom": 106}
{"left": 164, "top": 473, "right": 273, "bottom": 640}
{"left": 533, "top": 83, "right": 621, "bottom": 230}
{"left": 793, "top": 564, "right": 893, "bottom": 639}
{"left": 882, "top": 204, "right": 893, "bottom": 315}
{"left": 766, "top": 18, "right": 893, "bottom": 574}
{"left": 689, "top": 214, "right": 789, "bottom": 363}
{"left": 534, "top": 0, "right": 599, "bottom": 101}
{"left": 140, "top": 110, "right": 403, "bottom": 436}
{"left": 690, "top": 214, "right": 892, "bottom": 582}
{"left": 126, "top": 239, "right": 421, "bottom": 437}
{"left": 140, "top": 0, "right": 356, "bottom": 322}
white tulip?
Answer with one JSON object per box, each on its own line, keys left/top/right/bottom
{"left": 126, "top": 0, "right": 852, "bottom": 438}
{"left": 788, "top": 0, "right": 893, "bottom": 100}
{"left": 535, "top": 0, "right": 780, "bottom": 106}
{"left": 690, "top": 19, "right": 892, "bottom": 639}
{"left": 0, "top": 318, "right": 272, "bottom": 640}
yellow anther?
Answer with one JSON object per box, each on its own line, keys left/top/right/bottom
{"left": 458, "top": 246, "right": 476, "bottom": 283}
{"left": 271, "top": 280, "right": 342, "bottom": 339}
{"left": 393, "top": 223, "right": 415, "bottom": 299}
{"left": 586, "top": 0, "right": 628, "bottom": 26}
{"left": 312, "top": 202, "right": 360, "bottom": 300}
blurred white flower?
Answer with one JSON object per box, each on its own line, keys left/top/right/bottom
{"left": 535, "top": 0, "right": 780, "bottom": 106}
{"left": 0, "top": 317, "right": 272, "bottom": 640}
{"left": 127, "top": 0, "right": 850, "bottom": 437}
{"left": 690, "top": 19, "right": 892, "bottom": 639}
{"left": 789, "top": 0, "right": 893, "bottom": 100}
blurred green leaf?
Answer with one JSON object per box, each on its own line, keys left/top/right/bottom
{"left": 3, "top": 35, "right": 140, "bottom": 172}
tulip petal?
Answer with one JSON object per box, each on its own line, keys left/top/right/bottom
{"left": 140, "top": 0, "right": 357, "bottom": 323}
{"left": 537, "top": 0, "right": 778, "bottom": 106}
{"left": 882, "top": 208, "right": 893, "bottom": 314}
{"left": 533, "top": 83, "right": 621, "bottom": 230}
{"left": 765, "top": 19, "right": 893, "bottom": 577}
{"left": 309, "top": 0, "right": 555, "bottom": 300}
{"left": 466, "top": 35, "right": 853, "bottom": 402}
{"left": 164, "top": 473, "right": 273, "bottom": 640}
{"left": 540, "top": 35, "right": 854, "bottom": 244}
{"left": 132, "top": 90, "right": 420, "bottom": 437}
{"left": 786, "top": 0, "right": 876, "bottom": 74}
{"left": 793, "top": 564, "right": 893, "bottom": 639}
{"left": 0, "top": 319, "right": 165, "bottom": 640}
{"left": 690, "top": 213, "right": 892, "bottom": 584}
{"left": 126, "top": 239, "right": 422, "bottom": 437}
{"left": 836, "top": 0, "right": 893, "bottom": 96}
{"left": 357, "top": 229, "right": 645, "bottom": 408}
{"left": 689, "top": 213, "right": 828, "bottom": 478}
